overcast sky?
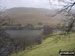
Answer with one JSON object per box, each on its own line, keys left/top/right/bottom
{"left": 0, "top": 0, "right": 74, "bottom": 9}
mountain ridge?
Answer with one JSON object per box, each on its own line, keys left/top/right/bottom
{"left": 2, "top": 7, "right": 63, "bottom": 25}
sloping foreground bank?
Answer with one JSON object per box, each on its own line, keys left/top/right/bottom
{"left": 0, "top": 29, "right": 43, "bottom": 56}
{"left": 10, "top": 33, "right": 75, "bottom": 56}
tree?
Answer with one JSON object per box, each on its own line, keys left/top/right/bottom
{"left": 0, "top": 6, "right": 15, "bottom": 56}
{"left": 38, "top": 22, "right": 43, "bottom": 25}
{"left": 0, "top": 7, "right": 8, "bottom": 30}
{"left": 43, "top": 25, "right": 53, "bottom": 35}
{"left": 49, "top": 0, "right": 75, "bottom": 34}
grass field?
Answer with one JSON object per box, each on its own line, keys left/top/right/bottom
{"left": 10, "top": 33, "right": 75, "bottom": 56}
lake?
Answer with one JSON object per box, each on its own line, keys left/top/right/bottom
{"left": 5, "top": 29, "right": 43, "bottom": 38}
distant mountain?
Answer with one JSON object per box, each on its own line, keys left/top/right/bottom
{"left": 2, "top": 7, "right": 64, "bottom": 25}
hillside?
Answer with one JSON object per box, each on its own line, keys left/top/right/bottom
{"left": 2, "top": 7, "right": 64, "bottom": 25}
{"left": 10, "top": 33, "right": 75, "bottom": 56}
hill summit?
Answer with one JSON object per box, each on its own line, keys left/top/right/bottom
{"left": 3, "top": 7, "right": 63, "bottom": 25}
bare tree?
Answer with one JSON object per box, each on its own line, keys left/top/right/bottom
{"left": 0, "top": 7, "right": 8, "bottom": 30}
{"left": 49, "top": 0, "right": 75, "bottom": 34}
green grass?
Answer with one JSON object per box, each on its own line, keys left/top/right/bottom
{"left": 10, "top": 33, "right": 75, "bottom": 56}
{"left": 33, "top": 25, "right": 43, "bottom": 28}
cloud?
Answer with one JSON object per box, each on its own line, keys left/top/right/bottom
{"left": 0, "top": 0, "right": 64, "bottom": 9}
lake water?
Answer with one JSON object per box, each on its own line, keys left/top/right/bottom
{"left": 5, "top": 29, "right": 43, "bottom": 38}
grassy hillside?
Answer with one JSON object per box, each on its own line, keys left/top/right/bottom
{"left": 10, "top": 33, "right": 75, "bottom": 56}
{"left": 2, "top": 7, "right": 64, "bottom": 25}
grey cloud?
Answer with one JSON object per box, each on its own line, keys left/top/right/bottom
{"left": 0, "top": 0, "right": 64, "bottom": 9}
